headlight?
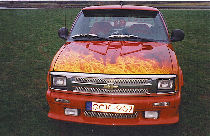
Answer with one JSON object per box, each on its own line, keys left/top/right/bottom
{"left": 158, "top": 79, "right": 173, "bottom": 90}
{"left": 52, "top": 76, "right": 67, "bottom": 86}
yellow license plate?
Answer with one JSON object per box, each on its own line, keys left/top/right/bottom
{"left": 91, "top": 102, "right": 134, "bottom": 114}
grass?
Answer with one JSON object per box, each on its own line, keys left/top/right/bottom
{"left": 0, "top": 8, "right": 209, "bottom": 136}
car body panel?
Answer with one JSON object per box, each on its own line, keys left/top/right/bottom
{"left": 46, "top": 5, "right": 183, "bottom": 125}
{"left": 52, "top": 41, "right": 175, "bottom": 75}
{"left": 46, "top": 89, "right": 180, "bottom": 125}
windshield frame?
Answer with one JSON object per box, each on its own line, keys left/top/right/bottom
{"left": 67, "top": 9, "right": 169, "bottom": 43}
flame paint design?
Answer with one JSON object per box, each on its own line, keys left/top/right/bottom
{"left": 53, "top": 41, "right": 173, "bottom": 74}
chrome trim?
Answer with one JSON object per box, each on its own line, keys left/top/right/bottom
{"left": 168, "top": 91, "right": 175, "bottom": 94}
{"left": 73, "top": 87, "right": 149, "bottom": 95}
{"left": 157, "top": 91, "right": 175, "bottom": 94}
{"left": 72, "top": 81, "right": 152, "bottom": 87}
{"left": 51, "top": 88, "right": 68, "bottom": 91}
{"left": 84, "top": 111, "right": 138, "bottom": 119}
{"left": 50, "top": 72, "right": 176, "bottom": 79}
{"left": 72, "top": 78, "right": 152, "bottom": 86}
{"left": 72, "top": 81, "right": 107, "bottom": 86}
{"left": 50, "top": 72, "right": 177, "bottom": 95}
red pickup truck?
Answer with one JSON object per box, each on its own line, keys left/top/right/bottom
{"left": 46, "top": 5, "right": 184, "bottom": 125}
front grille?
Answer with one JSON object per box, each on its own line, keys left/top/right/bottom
{"left": 50, "top": 72, "right": 177, "bottom": 95}
{"left": 73, "top": 87, "right": 149, "bottom": 95}
{"left": 74, "top": 77, "right": 151, "bottom": 85}
{"left": 84, "top": 111, "right": 138, "bottom": 119}
{"left": 71, "top": 77, "right": 153, "bottom": 95}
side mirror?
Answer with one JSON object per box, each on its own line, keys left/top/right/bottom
{"left": 170, "top": 29, "right": 185, "bottom": 42}
{"left": 58, "top": 27, "right": 68, "bottom": 40}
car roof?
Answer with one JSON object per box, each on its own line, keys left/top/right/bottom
{"left": 82, "top": 5, "right": 159, "bottom": 11}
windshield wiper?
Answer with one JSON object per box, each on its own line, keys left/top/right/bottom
{"left": 72, "top": 34, "right": 155, "bottom": 42}
{"left": 108, "top": 34, "right": 155, "bottom": 42}
{"left": 72, "top": 34, "right": 107, "bottom": 41}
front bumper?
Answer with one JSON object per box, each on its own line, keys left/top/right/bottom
{"left": 46, "top": 89, "right": 180, "bottom": 125}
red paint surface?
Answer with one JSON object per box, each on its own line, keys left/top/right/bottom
{"left": 47, "top": 89, "right": 180, "bottom": 125}
{"left": 53, "top": 41, "right": 175, "bottom": 74}
{"left": 46, "top": 5, "right": 183, "bottom": 125}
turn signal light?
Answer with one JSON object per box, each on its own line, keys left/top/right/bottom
{"left": 153, "top": 102, "right": 170, "bottom": 106}
{"left": 55, "top": 98, "right": 70, "bottom": 103}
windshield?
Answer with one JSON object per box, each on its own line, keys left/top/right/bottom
{"left": 68, "top": 9, "right": 169, "bottom": 42}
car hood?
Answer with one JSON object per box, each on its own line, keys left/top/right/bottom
{"left": 53, "top": 41, "right": 175, "bottom": 74}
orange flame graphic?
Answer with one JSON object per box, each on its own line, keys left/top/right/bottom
{"left": 54, "top": 49, "right": 172, "bottom": 74}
